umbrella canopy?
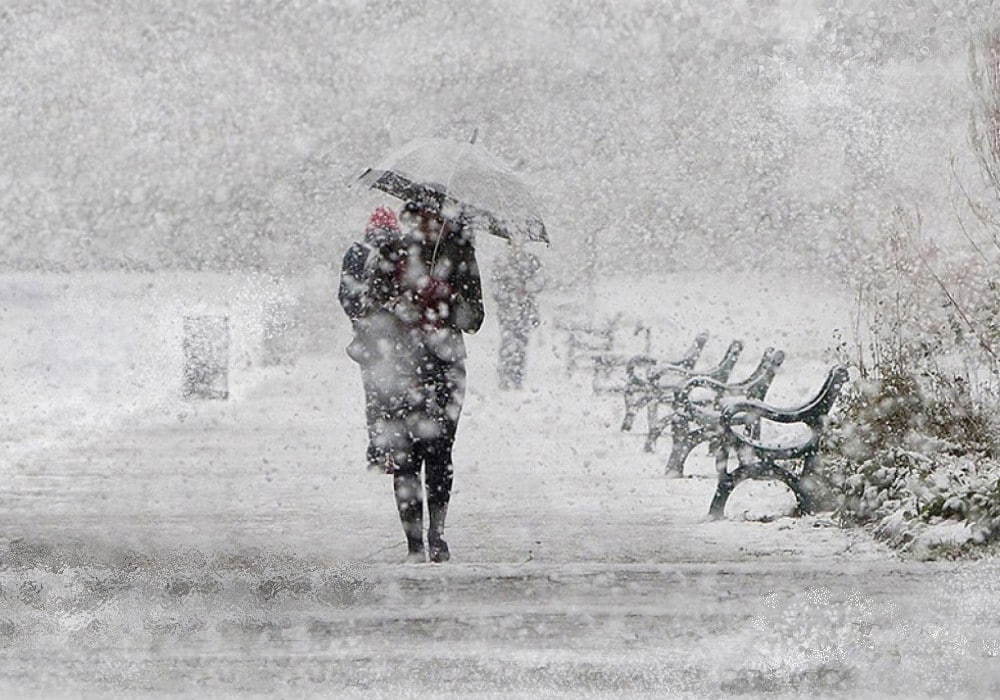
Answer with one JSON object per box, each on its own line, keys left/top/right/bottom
{"left": 356, "top": 137, "right": 548, "bottom": 243}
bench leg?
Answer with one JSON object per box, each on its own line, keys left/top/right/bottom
{"left": 715, "top": 463, "right": 815, "bottom": 518}
{"left": 793, "top": 486, "right": 812, "bottom": 515}
{"left": 708, "top": 471, "right": 737, "bottom": 519}
{"left": 644, "top": 412, "right": 669, "bottom": 452}
{"left": 767, "top": 464, "right": 812, "bottom": 516}
{"left": 710, "top": 469, "right": 812, "bottom": 518}
{"left": 708, "top": 446, "right": 734, "bottom": 518}
{"left": 664, "top": 419, "right": 694, "bottom": 477}
{"left": 792, "top": 455, "right": 822, "bottom": 515}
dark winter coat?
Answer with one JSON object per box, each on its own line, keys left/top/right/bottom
{"left": 392, "top": 225, "right": 485, "bottom": 364}
{"left": 338, "top": 228, "right": 407, "bottom": 365}
{"left": 339, "top": 222, "right": 484, "bottom": 367}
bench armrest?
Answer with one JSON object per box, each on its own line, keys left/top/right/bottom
{"left": 651, "top": 339, "right": 744, "bottom": 384}
{"left": 675, "top": 346, "right": 782, "bottom": 406}
{"left": 719, "top": 364, "right": 849, "bottom": 430}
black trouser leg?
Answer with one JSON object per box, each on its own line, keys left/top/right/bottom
{"left": 393, "top": 455, "right": 424, "bottom": 555}
{"left": 417, "top": 357, "right": 464, "bottom": 561}
{"left": 424, "top": 437, "right": 454, "bottom": 542}
{"left": 425, "top": 440, "right": 452, "bottom": 563}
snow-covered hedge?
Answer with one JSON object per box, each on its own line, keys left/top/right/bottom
{"left": 822, "top": 444, "right": 1000, "bottom": 554}
{"left": 820, "top": 371, "right": 1000, "bottom": 557}
{"left": 819, "top": 207, "right": 1000, "bottom": 556}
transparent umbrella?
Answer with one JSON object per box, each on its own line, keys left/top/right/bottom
{"left": 355, "top": 136, "right": 548, "bottom": 244}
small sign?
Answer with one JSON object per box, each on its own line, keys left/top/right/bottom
{"left": 182, "top": 315, "right": 230, "bottom": 400}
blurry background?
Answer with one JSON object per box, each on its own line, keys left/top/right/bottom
{"left": 1, "top": 0, "right": 996, "bottom": 440}
{"left": 1, "top": 0, "right": 992, "bottom": 280}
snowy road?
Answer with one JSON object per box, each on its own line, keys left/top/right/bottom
{"left": 0, "top": 554, "right": 984, "bottom": 697}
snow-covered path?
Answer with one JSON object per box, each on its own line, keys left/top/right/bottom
{"left": 1, "top": 273, "right": 998, "bottom": 697}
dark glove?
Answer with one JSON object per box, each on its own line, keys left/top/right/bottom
{"left": 368, "top": 267, "right": 399, "bottom": 304}
{"left": 367, "top": 247, "right": 407, "bottom": 304}
{"left": 416, "top": 276, "right": 453, "bottom": 303}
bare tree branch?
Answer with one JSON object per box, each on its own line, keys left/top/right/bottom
{"left": 900, "top": 208, "right": 1000, "bottom": 366}
{"left": 949, "top": 156, "right": 994, "bottom": 263}
{"left": 969, "top": 27, "right": 1000, "bottom": 214}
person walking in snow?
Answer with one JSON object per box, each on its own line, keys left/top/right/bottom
{"left": 491, "top": 243, "right": 544, "bottom": 389}
{"left": 383, "top": 200, "right": 485, "bottom": 563}
{"left": 338, "top": 206, "right": 409, "bottom": 474}
{"left": 341, "top": 200, "right": 484, "bottom": 562}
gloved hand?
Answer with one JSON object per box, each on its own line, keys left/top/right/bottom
{"left": 368, "top": 265, "right": 400, "bottom": 304}
{"left": 366, "top": 245, "right": 407, "bottom": 305}
{"left": 416, "top": 276, "right": 452, "bottom": 303}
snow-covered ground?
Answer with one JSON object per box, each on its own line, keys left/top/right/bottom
{"left": 1, "top": 271, "right": 999, "bottom": 698}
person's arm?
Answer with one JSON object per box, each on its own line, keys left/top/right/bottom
{"left": 338, "top": 243, "right": 371, "bottom": 320}
{"left": 341, "top": 237, "right": 409, "bottom": 319}
{"left": 450, "top": 240, "right": 485, "bottom": 333}
{"left": 410, "top": 232, "right": 485, "bottom": 333}
{"left": 366, "top": 241, "right": 406, "bottom": 306}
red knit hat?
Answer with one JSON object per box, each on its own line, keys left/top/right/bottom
{"left": 365, "top": 206, "right": 401, "bottom": 234}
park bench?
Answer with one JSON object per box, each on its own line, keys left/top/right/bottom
{"left": 707, "top": 364, "right": 850, "bottom": 519}
{"left": 620, "top": 338, "right": 743, "bottom": 436}
{"left": 656, "top": 348, "right": 785, "bottom": 472}
{"left": 592, "top": 329, "right": 706, "bottom": 395}
{"left": 556, "top": 313, "right": 625, "bottom": 374}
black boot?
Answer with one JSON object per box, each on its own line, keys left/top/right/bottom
{"left": 427, "top": 503, "right": 450, "bottom": 563}
{"left": 394, "top": 473, "right": 424, "bottom": 563}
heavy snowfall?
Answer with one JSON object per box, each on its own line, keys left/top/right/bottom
{"left": 3, "top": 1, "right": 1000, "bottom": 697}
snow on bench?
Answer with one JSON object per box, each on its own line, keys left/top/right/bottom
{"left": 620, "top": 337, "right": 743, "bottom": 438}
{"left": 707, "top": 365, "right": 850, "bottom": 519}
{"left": 653, "top": 347, "right": 786, "bottom": 465}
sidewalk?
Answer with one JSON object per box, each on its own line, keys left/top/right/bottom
{"left": 0, "top": 341, "right": 887, "bottom": 566}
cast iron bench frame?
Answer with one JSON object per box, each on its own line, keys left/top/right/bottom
{"left": 653, "top": 347, "right": 786, "bottom": 465}
{"left": 707, "top": 365, "right": 850, "bottom": 519}
{"left": 593, "top": 329, "right": 706, "bottom": 395}
{"left": 620, "top": 337, "right": 743, "bottom": 436}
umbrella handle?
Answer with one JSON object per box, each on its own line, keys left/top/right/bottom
{"left": 431, "top": 219, "right": 447, "bottom": 266}
{"left": 430, "top": 219, "right": 476, "bottom": 268}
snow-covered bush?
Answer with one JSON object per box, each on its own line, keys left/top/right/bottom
{"left": 821, "top": 196, "right": 1000, "bottom": 553}
{"left": 822, "top": 303, "right": 1000, "bottom": 551}
{"left": 822, "top": 444, "right": 1000, "bottom": 554}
